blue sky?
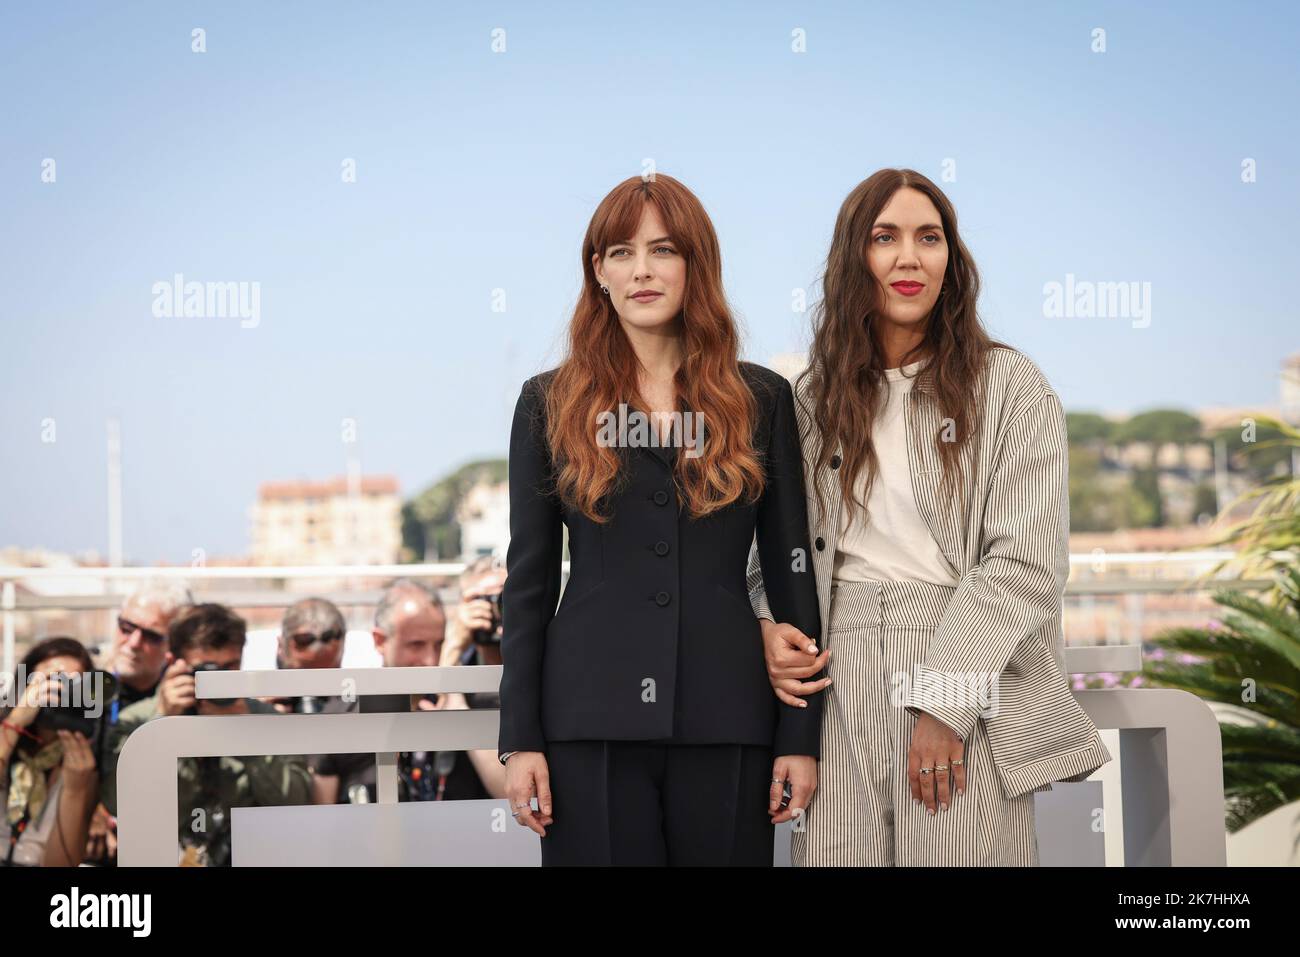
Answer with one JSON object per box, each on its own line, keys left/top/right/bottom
{"left": 1, "top": 1, "right": 1297, "bottom": 563}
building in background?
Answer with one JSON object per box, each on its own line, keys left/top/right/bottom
{"left": 456, "top": 479, "right": 509, "bottom": 561}
{"left": 250, "top": 475, "right": 401, "bottom": 566}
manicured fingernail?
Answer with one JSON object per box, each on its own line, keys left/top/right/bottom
{"left": 928, "top": 807, "right": 935, "bottom": 815}
{"left": 799, "top": 701, "right": 807, "bottom": 708}
{"left": 941, "top": 803, "right": 948, "bottom": 811}
{"left": 912, "top": 798, "right": 920, "bottom": 806}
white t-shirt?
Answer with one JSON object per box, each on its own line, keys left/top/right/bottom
{"left": 831, "top": 361, "right": 959, "bottom": 587}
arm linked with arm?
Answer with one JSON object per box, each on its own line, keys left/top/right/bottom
{"left": 759, "top": 377, "right": 825, "bottom": 758}
{"left": 497, "top": 379, "right": 564, "bottom": 755}
{"left": 904, "top": 390, "right": 1070, "bottom": 740}
{"left": 745, "top": 536, "right": 774, "bottom": 623}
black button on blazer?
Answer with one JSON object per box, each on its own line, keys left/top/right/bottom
{"left": 498, "top": 362, "right": 825, "bottom": 757}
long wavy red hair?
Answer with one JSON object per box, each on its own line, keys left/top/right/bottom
{"left": 542, "top": 174, "right": 765, "bottom": 523}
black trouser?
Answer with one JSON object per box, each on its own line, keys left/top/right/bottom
{"left": 540, "top": 740, "right": 775, "bottom": 866}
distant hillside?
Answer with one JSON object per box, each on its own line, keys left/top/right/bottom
{"left": 401, "top": 458, "right": 507, "bottom": 561}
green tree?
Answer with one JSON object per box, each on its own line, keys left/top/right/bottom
{"left": 1065, "top": 411, "right": 1114, "bottom": 445}
{"left": 1192, "top": 482, "right": 1218, "bottom": 523}
{"left": 401, "top": 459, "right": 508, "bottom": 562}
{"left": 1210, "top": 420, "right": 1293, "bottom": 484}
{"left": 1131, "top": 467, "right": 1165, "bottom": 527}
{"left": 1211, "top": 415, "right": 1300, "bottom": 583}
{"left": 1147, "top": 415, "right": 1300, "bottom": 833}
{"left": 1146, "top": 569, "right": 1300, "bottom": 832}
{"left": 1113, "top": 409, "right": 1203, "bottom": 445}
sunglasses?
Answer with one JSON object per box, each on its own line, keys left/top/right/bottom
{"left": 288, "top": 629, "right": 343, "bottom": 651}
{"left": 118, "top": 615, "right": 167, "bottom": 646}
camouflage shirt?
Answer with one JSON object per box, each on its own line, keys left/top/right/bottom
{"left": 101, "top": 695, "right": 312, "bottom": 866}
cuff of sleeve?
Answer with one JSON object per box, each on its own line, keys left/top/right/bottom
{"left": 903, "top": 666, "right": 986, "bottom": 741}
{"left": 749, "top": 589, "right": 773, "bottom": 622}
{"left": 497, "top": 722, "right": 546, "bottom": 756}
{"left": 773, "top": 702, "right": 822, "bottom": 759}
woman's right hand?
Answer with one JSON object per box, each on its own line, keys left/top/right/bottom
{"left": 505, "top": 751, "right": 553, "bottom": 837}
{"left": 760, "top": 619, "right": 832, "bottom": 707}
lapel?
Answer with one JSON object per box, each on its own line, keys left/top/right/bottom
{"left": 790, "top": 373, "right": 842, "bottom": 630}
{"left": 625, "top": 400, "right": 679, "bottom": 472}
{"left": 791, "top": 361, "right": 967, "bottom": 629}
{"left": 641, "top": 442, "right": 677, "bottom": 469}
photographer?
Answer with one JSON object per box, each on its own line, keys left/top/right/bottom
{"left": 445, "top": 556, "right": 506, "bottom": 677}
{"left": 99, "top": 603, "right": 312, "bottom": 867}
{"left": 312, "top": 578, "right": 505, "bottom": 804}
{"left": 266, "top": 597, "right": 348, "bottom": 716}
{"left": 1, "top": 638, "right": 102, "bottom": 867}
{"left": 108, "top": 581, "right": 193, "bottom": 714}
{"left": 85, "top": 580, "right": 193, "bottom": 865}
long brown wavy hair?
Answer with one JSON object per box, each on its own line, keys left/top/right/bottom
{"left": 541, "top": 174, "right": 766, "bottom": 524}
{"left": 797, "top": 168, "right": 1006, "bottom": 533}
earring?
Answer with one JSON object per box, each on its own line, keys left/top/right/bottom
{"left": 600, "top": 284, "right": 610, "bottom": 295}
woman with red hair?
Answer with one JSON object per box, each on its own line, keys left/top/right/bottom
{"left": 498, "top": 173, "right": 824, "bottom": 865}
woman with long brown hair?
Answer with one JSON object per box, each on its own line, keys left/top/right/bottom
{"left": 1, "top": 637, "right": 101, "bottom": 866}
{"left": 497, "top": 173, "right": 824, "bottom": 865}
{"left": 747, "top": 168, "right": 1111, "bottom": 865}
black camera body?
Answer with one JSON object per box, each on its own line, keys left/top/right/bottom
{"left": 472, "top": 592, "right": 503, "bottom": 646}
{"left": 30, "top": 670, "right": 117, "bottom": 756}
{"left": 182, "top": 661, "right": 238, "bottom": 715}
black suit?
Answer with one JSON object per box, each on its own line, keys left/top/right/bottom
{"left": 498, "top": 361, "right": 824, "bottom": 864}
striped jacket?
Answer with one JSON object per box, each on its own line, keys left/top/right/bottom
{"left": 746, "top": 346, "right": 1112, "bottom": 799}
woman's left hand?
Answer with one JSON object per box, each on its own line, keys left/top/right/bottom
{"left": 907, "top": 713, "right": 967, "bottom": 813}
{"left": 57, "top": 730, "right": 97, "bottom": 795}
{"left": 769, "top": 754, "right": 817, "bottom": 825}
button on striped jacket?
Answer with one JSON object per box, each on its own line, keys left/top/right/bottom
{"left": 747, "top": 346, "right": 1112, "bottom": 799}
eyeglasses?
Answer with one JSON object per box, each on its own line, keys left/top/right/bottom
{"left": 118, "top": 615, "right": 167, "bottom": 646}
{"left": 288, "top": 629, "right": 343, "bottom": 651}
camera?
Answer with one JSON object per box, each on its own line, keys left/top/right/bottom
{"left": 265, "top": 694, "right": 325, "bottom": 714}
{"left": 182, "top": 661, "right": 238, "bottom": 715}
{"left": 31, "top": 670, "right": 118, "bottom": 742}
{"left": 472, "top": 592, "right": 503, "bottom": 646}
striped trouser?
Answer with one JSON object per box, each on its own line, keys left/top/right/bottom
{"left": 791, "top": 578, "right": 1040, "bottom": 867}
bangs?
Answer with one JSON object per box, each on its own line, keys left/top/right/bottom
{"left": 591, "top": 186, "right": 683, "bottom": 257}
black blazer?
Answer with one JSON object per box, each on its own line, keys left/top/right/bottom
{"left": 497, "top": 362, "right": 824, "bottom": 757}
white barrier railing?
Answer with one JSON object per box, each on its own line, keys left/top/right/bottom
{"left": 110, "top": 661, "right": 1227, "bottom": 867}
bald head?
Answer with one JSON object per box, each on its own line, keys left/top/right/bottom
{"left": 373, "top": 579, "right": 446, "bottom": 668}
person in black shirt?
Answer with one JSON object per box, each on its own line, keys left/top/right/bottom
{"left": 107, "top": 582, "right": 194, "bottom": 718}
{"left": 84, "top": 581, "right": 193, "bottom": 865}
{"left": 311, "top": 579, "right": 504, "bottom": 804}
